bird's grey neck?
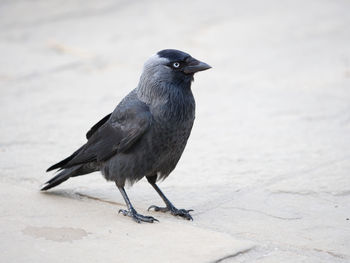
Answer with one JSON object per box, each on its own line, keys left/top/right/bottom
{"left": 136, "top": 74, "right": 195, "bottom": 122}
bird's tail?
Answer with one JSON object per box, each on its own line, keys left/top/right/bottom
{"left": 41, "top": 167, "right": 79, "bottom": 191}
{"left": 46, "top": 146, "right": 84, "bottom": 172}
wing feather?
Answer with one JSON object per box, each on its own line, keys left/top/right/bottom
{"left": 86, "top": 113, "right": 112, "bottom": 139}
{"left": 60, "top": 101, "right": 152, "bottom": 169}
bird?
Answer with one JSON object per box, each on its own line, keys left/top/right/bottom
{"left": 42, "top": 49, "right": 211, "bottom": 223}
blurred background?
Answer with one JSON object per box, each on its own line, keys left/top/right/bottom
{"left": 1, "top": 0, "right": 349, "bottom": 262}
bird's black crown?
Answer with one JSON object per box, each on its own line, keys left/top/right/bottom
{"left": 157, "top": 49, "right": 191, "bottom": 62}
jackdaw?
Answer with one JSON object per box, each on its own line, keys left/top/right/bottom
{"left": 42, "top": 49, "right": 211, "bottom": 223}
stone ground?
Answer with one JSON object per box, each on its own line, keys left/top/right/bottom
{"left": 1, "top": 0, "right": 349, "bottom": 262}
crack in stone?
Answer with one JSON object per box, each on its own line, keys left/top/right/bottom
{"left": 271, "top": 189, "right": 350, "bottom": 197}
{"left": 270, "top": 190, "right": 319, "bottom": 196}
{"left": 195, "top": 200, "right": 302, "bottom": 221}
{"left": 213, "top": 247, "right": 254, "bottom": 263}
{"left": 313, "top": 248, "right": 347, "bottom": 259}
{"left": 262, "top": 156, "right": 350, "bottom": 189}
{"left": 229, "top": 206, "right": 302, "bottom": 220}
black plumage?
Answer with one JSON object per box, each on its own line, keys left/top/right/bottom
{"left": 42, "top": 49, "right": 211, "bottom": 223}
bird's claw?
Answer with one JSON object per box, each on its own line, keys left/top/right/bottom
{"left": 148, "top": 205, "right": 193, "bottom": 220}
{"left": 118, "top": 209, "right": 159, "bottom": 223}
{"left": 147, "top": 205, "right": 168, "bottom": 212}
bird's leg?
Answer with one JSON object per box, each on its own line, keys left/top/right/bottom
{"left": 117, "top": 184, "right": 158, "bottom": 223}
{"left": 146, "top": 177, "right": 193, "bottom": 220}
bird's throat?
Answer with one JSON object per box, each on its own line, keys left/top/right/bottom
{"left": 137, "top": 81, "right": 195, "bottom": 122}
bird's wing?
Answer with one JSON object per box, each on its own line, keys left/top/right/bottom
{"left": 47, "top": 113, "right": 112, "bottom": 171}
{"left": 86, "top": 113, "right": 112, "bottom": 139}
{"left": 61, "top": 101, "right": 152, "bottom": 169}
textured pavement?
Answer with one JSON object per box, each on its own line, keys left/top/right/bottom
{"left": 1, "top": 0, "right": 350, "bottom": 262}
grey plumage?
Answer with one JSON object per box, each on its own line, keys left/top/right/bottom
{"left": 43, "top": 49, "right": 211, "bottom": 223}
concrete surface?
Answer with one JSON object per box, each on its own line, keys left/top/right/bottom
{"left": 1, "top": 0, "right": 349, "bottom": 262}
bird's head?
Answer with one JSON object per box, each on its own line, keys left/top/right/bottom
{"left": 141, "top": 49, "right": 211, "bottom": 86}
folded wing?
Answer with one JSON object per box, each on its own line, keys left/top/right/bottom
{"left": 48, "top": 100, "right": 152, "bottom": 171}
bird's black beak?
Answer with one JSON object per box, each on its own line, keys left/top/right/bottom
{"left": 183, "top": 57, "right": 211, "bottom": 74}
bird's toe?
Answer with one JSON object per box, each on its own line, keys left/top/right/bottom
{"left": 138, "top": 214, "right": 159, "bottom": 223}
{"left": 118, "top": 209, "right": 129, "bottom": 216}
{"left": 118, "top": 208, "right": 158, "bottom": 223}
{"left": 174, "top": 209, "right": 193, "bottom": 221}
{"left": 148, "top": 205, "right": 168, "bottom": 212}
{"left": 148, "top": 204, "right": 194, "bottom": 220}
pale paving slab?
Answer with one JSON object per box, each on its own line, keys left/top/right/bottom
{"left": 1, "top": 0, "right": 350, "bottom": 262}
{"left": 0, "top": 182, "right": 254, "bottom": 263}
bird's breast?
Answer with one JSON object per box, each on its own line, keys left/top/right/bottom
{"left": 147, "top": 114, "right": 194, "bottom": 171}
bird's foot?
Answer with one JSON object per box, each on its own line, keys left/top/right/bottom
{"left": 148, "top": 205, "right": 193, "bottom": 220}
{"left": 118, "top": 208, "right": 159, "bottom": 223}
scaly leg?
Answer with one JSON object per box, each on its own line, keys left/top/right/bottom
{"left": 146, "top": 176, "right": 193, "bottom": 221}
{"left": 117, "top": 184, "right": 158, "bottom": 223}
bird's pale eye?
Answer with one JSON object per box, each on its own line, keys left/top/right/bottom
{"left": 172, "top": 62, "right": 181, "bottom": 68}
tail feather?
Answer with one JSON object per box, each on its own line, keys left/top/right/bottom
{"left": 46, "top": 146, "right": 84, "bottom": 172}
{"left": 46, "top": 156, "right": 73, "bottom": 172}
{"left": 42, "top": 163, "right": 98, "bottom": 191}
{"left": 41, "top": 167, "right": 77, "bottom": 191}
